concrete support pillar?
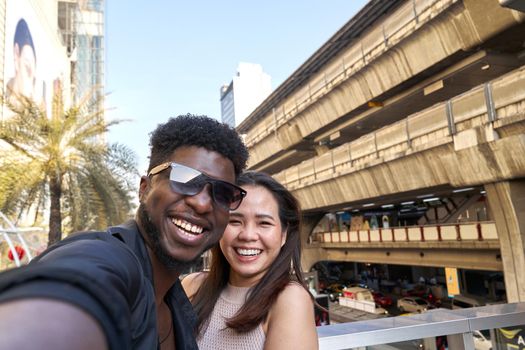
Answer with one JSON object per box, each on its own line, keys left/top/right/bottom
{"left": 300, "top": 213, "right": 325, "bottom": 271}
{"left": 302, "top": 246, "right": 324, "bottom": 273}
{"left": 301, "top": 213, "right": 324, "bottom": 245}
{"left": 485, "top": 180, "right": 525, "bottom": 302}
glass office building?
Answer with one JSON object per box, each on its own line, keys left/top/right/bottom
{"left": 58, "top": 0, "right": 105, "bottom": 108}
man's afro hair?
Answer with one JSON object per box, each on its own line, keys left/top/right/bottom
{"left": 147, "top": 114, "right": 249, "bottom": 176}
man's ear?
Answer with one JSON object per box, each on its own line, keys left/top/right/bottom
{"left": 138, "top": 175, "right": 150, "bottom": 202}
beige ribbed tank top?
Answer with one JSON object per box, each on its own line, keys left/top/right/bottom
{"left": 197, "top": 284, "right": 266, "bottom": 350}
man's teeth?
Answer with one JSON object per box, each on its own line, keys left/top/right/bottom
{"left": 172, "top": 218, "right": 203, "bottom": 234}
{"left": 236, "top": 248, "right": 261, "bottom": 256}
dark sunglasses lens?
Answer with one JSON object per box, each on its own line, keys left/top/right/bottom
{"left": 169, "top": 165, "right": 200, "bottom": 182}
{"left": 212, "top": 183, "right": 235, "bottom": 209}
{"left": 169, "top": 180, "right": 202, "bottom": 196}
{"left": 168, "top": 164, "right": 243, "bottom": 210}
{"left": 212, "top": 182, "right": 244, "bottom": 210}
{"left": 168, "top": 164, "right": 205, "bottom": 195}
{"left": 229, "top": 196, "right": 243, "bottom": 210}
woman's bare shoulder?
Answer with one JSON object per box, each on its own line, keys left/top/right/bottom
{"left": 264, "top": 282, "right": 318, "bottom": 349}
{"left": 273, "top": 282, "right": 314, "bottom": 312}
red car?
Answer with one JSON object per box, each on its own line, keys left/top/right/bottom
{"left": 405, "top": 285, "right": 442, "bottom": 307}
{"left": 405, "top": 285, "right": 428, "bottom": 298}
{"left": 372, "top": 291, "right": 393, "bottom": 307}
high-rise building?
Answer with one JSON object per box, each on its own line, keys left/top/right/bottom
{"left": 220, "top": 62, "right": 271, "bottom": 127}
{"left": 220, "top": 83, "right": 235, "bottom": 127}
{"left": 58, "top": 0, "right": 105, "bottom": 108}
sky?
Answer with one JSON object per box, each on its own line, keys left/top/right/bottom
{"left": 105, "top": 1, "right": 368, "bottom": 173}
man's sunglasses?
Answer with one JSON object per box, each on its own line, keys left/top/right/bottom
{"left": 147, "top": 162, "right": 246, "bottom": 211}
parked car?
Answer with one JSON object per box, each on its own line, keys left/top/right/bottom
{"left": 405, "top": 285, "right": 443, "bottom": 307}
{"left": 346, "top": 280, "right": 369, "bottom": 289}
{"left": 424, "top": 291, "right": 442, "bottom": 307}
{"left": 323, "top": 283, "right": 346, "bottom": 302}
{"left": 397, "top": 296, "right": 431, "bottom": 313}
{"left": 405, "top": 284, "right": 428, "bottom": 298}
{"left": 451, "top": 294, "right": 485, "bottom": 309}
{"left": 372, "top": 291, "right": 393, "bottom": 307}
{"left": 473, "top": 330, "right": 492, "bottom": 350}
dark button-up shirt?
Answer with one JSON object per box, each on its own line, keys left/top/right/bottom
{"left": 0, "top": 220, "right": 199, "bottom": 350}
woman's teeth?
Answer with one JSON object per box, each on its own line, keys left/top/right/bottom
{"left": 236, "top": 248, "right": 261, "bottom": 256}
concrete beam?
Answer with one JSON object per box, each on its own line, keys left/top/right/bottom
{"left": 302, "top": 246, "right": 502, "bottom": 272}
{"left": 293, "top": 133, "right": 525, "bottom": 211}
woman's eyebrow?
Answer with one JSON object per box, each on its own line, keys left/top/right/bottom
{"left": 229, "top": 212, "right": 275, "bottom": 220}
{"left": 255, "top": 213, "right": 275, "bottom": 220}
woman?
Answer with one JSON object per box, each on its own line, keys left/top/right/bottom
{"left": 182, "top": 171, "right": 318, "bottom": 350}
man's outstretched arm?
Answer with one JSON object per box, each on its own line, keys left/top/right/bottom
{"left": 0, "top": 298, "right": 107, "bottom": 350}
{"left": 0, "top": 235, "right": 154, "bottom": 349}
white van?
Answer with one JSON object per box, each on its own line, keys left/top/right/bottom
{"left": 342, "top": 287, "right": 374, "bottom": 301}
{"left": 339, "top": 287, "right": 387, "bottom": 314}
{"left": 451, "top": 294, "right": 485, "bottom": 309}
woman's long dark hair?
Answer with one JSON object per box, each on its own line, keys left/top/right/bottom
{"left": 190, "top": 171, "right": 310, "bottom": 333}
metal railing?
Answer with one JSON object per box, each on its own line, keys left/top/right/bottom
{"left": 314, "top": 222, "right": 498, "bottom": 245}
{"left": 317, "top": 302, "right": 525, "bottom": 350}
{"left": 0, "top": 212, "right": 43, "bottom": 267}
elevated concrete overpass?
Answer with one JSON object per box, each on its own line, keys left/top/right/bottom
{"left": 237, "top": 0, "right": 525, "bottom": 302}
{"left": 239, "top": 0, "right": 525, "bottom": 174}
{"left": 272, "top": 66, "right": 525, "bottom": 211}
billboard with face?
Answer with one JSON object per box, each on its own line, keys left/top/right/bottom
{"left": 3, "top": 0, "right": 69, "bottom": 120}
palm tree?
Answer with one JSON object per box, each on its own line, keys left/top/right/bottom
{"left": 0, "top": 91, "right": 138, "bottom": 246}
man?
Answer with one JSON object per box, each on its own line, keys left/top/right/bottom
{"left": 6, "top": 18, "right": 44, "bottom": 106}
{"left": 0, "top": 114, "right": 249, "bottom": 349}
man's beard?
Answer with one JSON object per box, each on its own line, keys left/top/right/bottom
{"left": 137, "top": 203, "right": 201, "bottom": 272}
